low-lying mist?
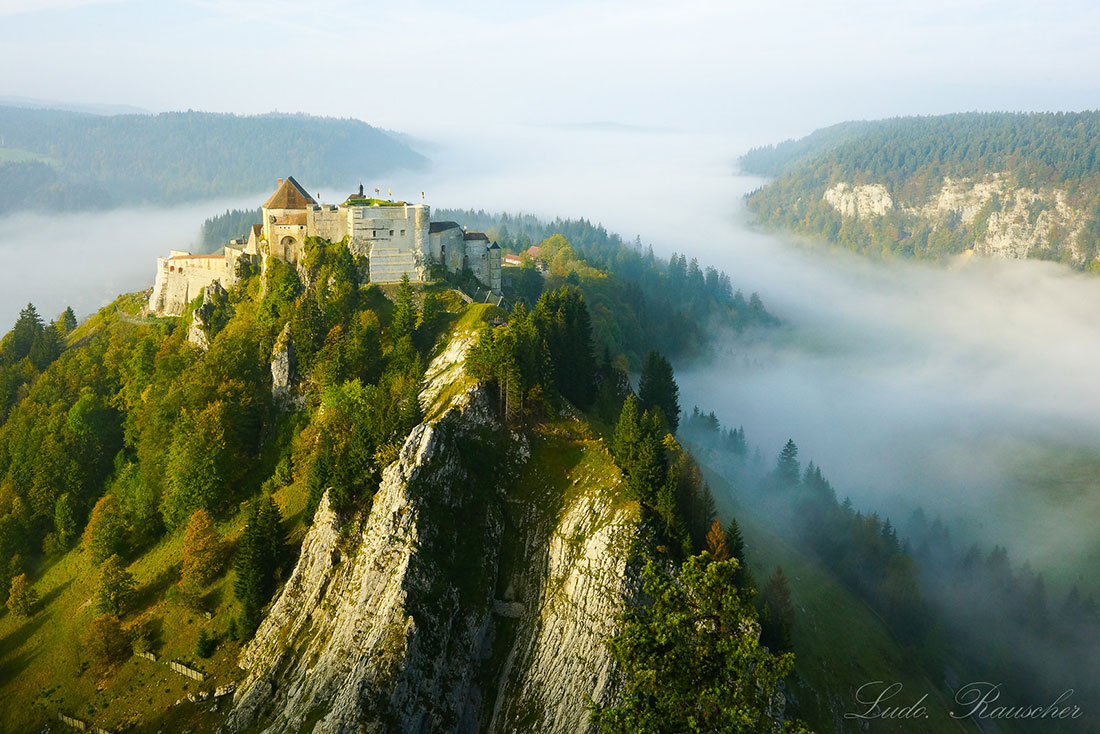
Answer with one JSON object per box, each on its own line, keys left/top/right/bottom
{"left": 396, "top": 122, "right": 1100, "bottom": 581}
{"left": 0, "top": 196, "right": 258, "bottom": 330}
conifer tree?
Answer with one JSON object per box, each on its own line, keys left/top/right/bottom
{"left": 725, "top": 517, "right": 754, "bottom": 589}
{"left": 9, "top": 303, "right": 43, "bottom": 362}
{"left": 60, "top": 306, "right": 77, "bottom": 335}
{"left": 29, "top": 321, "right": 61, "bottom": 370}
{"left": 638, "top": 350, "right": 680, "bottom": 433}
{"left": 234, "top": 495, "right": 283, "bottom": 636}
{"left": 761, "top": 566, "right": 794, "bottom": 652}
{"left": 612, "top": 394, "right": 641, "bottom": 469}
{"left": 775, "top": 439, "right": 800, "bottom": 484}
{"left": 391, "top": 273, "right": 419, "bottom": 341}
{"left": 234, "top": 501, "right": 264, "bottom": 635}
{"left": 706, "top": 518, "right": 731, "bottom": 561}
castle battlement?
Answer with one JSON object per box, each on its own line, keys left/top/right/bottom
{"left": 148, "top": 176, "right": 501, "bottom": 316}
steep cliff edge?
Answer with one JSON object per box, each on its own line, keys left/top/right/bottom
{"left": 225, "top": 329, "right": 641, "bottom": 733}
{"left": 743, "top": 112, "right": 1100, "bottom": 269}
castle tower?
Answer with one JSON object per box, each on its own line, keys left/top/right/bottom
{"left": 261, "top": 176, "right": 317, "bottom": 264}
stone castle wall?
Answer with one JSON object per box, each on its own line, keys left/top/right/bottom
{"left": 149, "top": 184, "right": 500, "bottom": 316}
{"left": 148, "top": 254, "right": 234, "bottom": 316}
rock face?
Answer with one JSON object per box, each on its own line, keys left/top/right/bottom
{"left": 823, "top": 174, "right": 1090, "bottom": 264}
{"left": 270, "top": 323, "right": 297, "bottom": 405}
{"left": 225, "top": 332, "right": 640, "bottom": 734}
{"left": 486, "top": 489, "right": 639, "bottom": 733}
{"left": 822, "top": 183, "right": 894, "bottom": 218}
{"left": 187, "top": 281, "right": 229, "bottom": 351}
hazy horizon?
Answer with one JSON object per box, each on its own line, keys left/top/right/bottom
{"left": 3, "top": 0, "right": 1100, "bottom": 145}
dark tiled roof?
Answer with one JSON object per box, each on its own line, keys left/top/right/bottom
{"left": 489, "top": 242, "right": 500, "bottom": 249}
{"left": 429, "top": 221, "right": 461, "bottom": 233}
{"left": 263, "top": 176, "right": 317, "bottom": 210}
{"left": 464, "top": 231, "right": 490, "bottom": 241}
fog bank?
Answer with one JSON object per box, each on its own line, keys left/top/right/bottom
{"left": 0, "top": 196, "right": 257, "bottom": 330}
{"left": 397, "top": 124, "right": 1100, "bottom": 573}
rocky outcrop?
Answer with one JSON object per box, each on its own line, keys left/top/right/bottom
{"left": 270, "top": 323, "right": 297, "bottom": 405}
{"left": 822, "top": 183, "right": 894, "bottom": 218}
{"left": 187, "top": 281, "right": 229, "bottom": 351}
{"left": 486, "top": 488, "right": 639, "bottom": 733}
{"left": 823, "top": 174, "right": 1090, "bottom": 264}
{"left": 225, "top": 331, "right": 641, "bottom": 734}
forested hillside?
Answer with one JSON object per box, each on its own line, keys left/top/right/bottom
{"left": 744, "top": 111, "right": 1100, "bottom": 269}
{"left": 0, "top": 107, "right": 425, "bottom": 213}
{"left": 0, "top": 209, "right": 804, "bottom": 732}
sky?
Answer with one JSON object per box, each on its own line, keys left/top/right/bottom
{"left": 2, "top": 0, "right": 1100, "bottom": 142}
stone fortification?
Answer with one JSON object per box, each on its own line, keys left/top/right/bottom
{"left": 148, "top": 176, "right": 502, "bottom": 316}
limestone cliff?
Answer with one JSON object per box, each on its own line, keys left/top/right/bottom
{"left": 225, "top": 331, "right": 640, "bottom": 733}
{"left": 270, "top": 322, "right": 298, "bottom": 406}
{"left": 821, "top": 175, "right": 1090, "bottom": 264}
{"left": 187, "top": 281, "right": 230, "bottom": 351}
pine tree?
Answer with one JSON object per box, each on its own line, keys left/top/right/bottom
{"left": 257, "top": 494, "right": 284, "bottom": 574}
{"left": 612, "top": 394, "right": 641, "bottom": 470}
{"left": 638, "top": 350, "right": 680, "bottom": 433}
{"left": 196, "top": 628, "right": 216, "bottom": 658}
{"left": 234, "top": 496, "right": 283, "bottom": 637}
{"left": 775, "top": 439, "right": 800, "bottom": 484}
{"left": 29, "top": 321, "right": 61, "bottom": 370}
{"left": 725, "top": 516, "right": 754, "bottom": 589}
{"left": 234, "top": 501, "right": 264, "bottom": 635}
{"left": 391, "top": 273, "right": 418, "bottom": 341}
{"left": 9, "top": 303, "right": 43, "bottom": 362}
{"left": 60, "top": 306, "right": 78, "bottom": 335}
{"left": 760, "top": 566, "right": 794, "bottom": 652}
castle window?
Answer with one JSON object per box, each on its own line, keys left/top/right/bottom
{"left": 390, "top": 230, "right": 394, "bottom": 236}
{"left": 400, "top": 229, "right": 405, "bottom": 236}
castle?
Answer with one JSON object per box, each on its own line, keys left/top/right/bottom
{"left": 148, "top": 176, "right": 502, "bottom": 315}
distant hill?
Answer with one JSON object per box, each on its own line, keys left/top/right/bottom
{"left": 0, "top": 95, "right": 150, "bottom": 116}
{"left": 738, "top": 120, "right": 875, "bottom": 177}
{"left": 0, "top": 107, "right": 427, "bottom": 213}
{"left": 742, "top": 111, "right": 1100, "bottom": 269}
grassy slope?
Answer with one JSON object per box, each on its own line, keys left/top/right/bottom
{"left": 0, "top": 474, "right": 312, "bottom": 733}
{"left": 693, "top": 455, "right": 971, "bottom": 734}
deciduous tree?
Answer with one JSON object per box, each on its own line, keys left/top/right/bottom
{"left": 97, "top": 554, "right": 135, "bottom": 617}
